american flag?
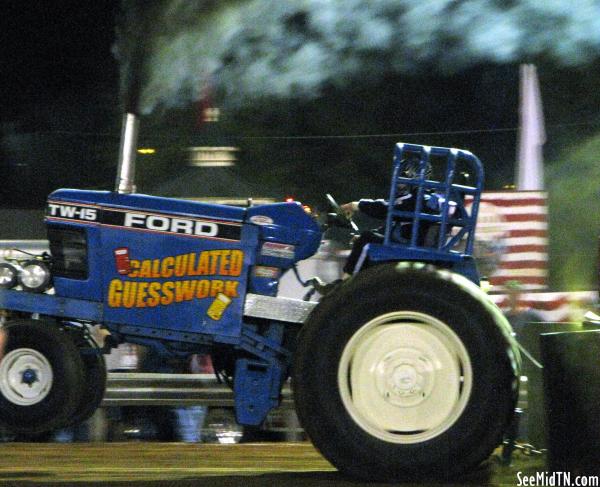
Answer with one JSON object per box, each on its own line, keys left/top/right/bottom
{"left": 489, "top": 291, "right": 597, "bottom": 323}
{"left": 472, "top": 190, "right": 548, "bottom": 291}
{"left": 466, "top": 191, "right": 598, "bottom": 322}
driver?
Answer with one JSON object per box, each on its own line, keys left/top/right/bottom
{"left": 340, "top": 158, "right": 436, "bottom": 276}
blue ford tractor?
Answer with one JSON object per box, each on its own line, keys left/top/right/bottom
{"left": 0, "top": 115, "right": 520, "bottom": 482}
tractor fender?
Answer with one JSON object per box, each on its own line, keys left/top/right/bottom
{"left": 406, "top": 261, "right": 522, "bottom": 377}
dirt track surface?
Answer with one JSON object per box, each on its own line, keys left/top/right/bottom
{"left": 0, "top": 442, "right": 544, "bottom": 486}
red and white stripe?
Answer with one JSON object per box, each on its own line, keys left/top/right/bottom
{"left": 490, "top": 291, "right": 597, "bottom": 323}
{"left": 476, "top": 191, "right": 548, "bottom": 291}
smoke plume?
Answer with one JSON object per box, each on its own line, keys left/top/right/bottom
{"left": 116, "top": 0, "right": 600, "bottom": 113}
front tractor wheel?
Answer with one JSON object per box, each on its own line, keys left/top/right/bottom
{"left": 0, "top": 320, "right": 85, "bottom": 436}
{"left": 293, "top": 264, "right": 519, "bottom": 482}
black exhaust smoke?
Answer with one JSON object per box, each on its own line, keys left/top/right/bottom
{"left": 114, "top": 0, "right": 162, "bottom": 193}
{"left": 114, "top": 0, "right": 600, "bottom": 114}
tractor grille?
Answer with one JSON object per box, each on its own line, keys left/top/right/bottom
{"left": 47, "top": 225, "right": 88, "bottom": 279}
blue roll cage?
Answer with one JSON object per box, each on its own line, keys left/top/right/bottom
{"left": 365, "top": 143, "right": 484, "bottom": 283}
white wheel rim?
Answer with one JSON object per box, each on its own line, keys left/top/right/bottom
{"left": 0, "top": 266, "right": 16, "bottom": 287}
{"left": 338, "top": 311, "right": 472, "bottom": 444}
{"left": 0, "top": 348, "right": 53, "bottom": 405}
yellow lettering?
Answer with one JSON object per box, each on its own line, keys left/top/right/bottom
{"left": 122, "top": 281, "right": 137, "bottom": 308}
{"left": 209, "top": 250, "right": 220, "bottom": 274}
{"left": 229, "top": 250, "right": 243, "bottom": 276}
{"left": 187, "top": 253, "right": 198, "bottom": 276}
{"left": 160, "top": 256, "right": 174, "bottom": 278}
{"left": 109, "top": 278, "right": 239, "bottom": 308}
{"left": 175, "top": 280, "right": 197, "bottom": 303}
{"left": 210, "top": 279, "right": 224, "bottom": 296}
{"left": 196, "top": 251, "right": 209, "bottom": 275}
{"left": 224, "top": 280, "right": 239, "bottom": 298}
{"left": 161, "top": 281, "right": 174, "bottom": 305}
{"left": 108, "top": 279, "right": 123, "bottom": 307}
{"left": 146, "top": 282, "right": 161, "bottom": 307}
{"left": 128, "top": 260, "right": 140, "bottom": 278}
{"left": 135, "top": 281, "right": 149, "bottom": 308}
{"left": 219, "top": 250, "right": 231, "bottom": 275}
{"left": 151, "top": 259, "right": 161, "bottom": 278}
{"left": 138, "top": 260, "right": 152, "bottom": 278}
{"left": 196, "top": 280, "right": 210, "bottom": 298}
{"left": 174, "top": 254, "right": 188, "bottom": 277}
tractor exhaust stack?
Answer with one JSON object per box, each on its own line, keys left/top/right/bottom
{"left": 115, "top": 113, "right": 140, "bottom": 194}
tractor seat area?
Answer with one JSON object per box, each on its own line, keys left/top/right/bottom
{"left": 383, "top": 143, "right": 482, "bottom": 256}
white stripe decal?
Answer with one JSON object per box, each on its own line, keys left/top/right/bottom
{"left": 492, "top": 268, "right": 548, "bottom": 277}
{"left": 500, "top": 252, "right": 548, "bottom": 262}
{"left": 481, "top": 191, "right": 546, "bottom": 200}
{"left": 499, "top": 221, "right": 547, "bottom": 231}
{"left": 504, "top": 236, "right": 548, "bottom": 246}
{"left": 496, "top": 206, "right": 547, "bottom": 215}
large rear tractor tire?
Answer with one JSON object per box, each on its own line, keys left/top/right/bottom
{"left": 293, "top": 263, "right": 520, "bottom": 482}
{"left": 0, "top": 320, "right": 85, "bottom": 435}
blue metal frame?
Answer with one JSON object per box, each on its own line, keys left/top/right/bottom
{"left": 367, "top": 143, "right": 484, "bottom": 283}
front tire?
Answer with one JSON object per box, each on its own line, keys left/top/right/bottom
{"left": 64, "top": 330, "right": 107, "bottom": 427}
{"left": 293, "top": 263, "right": 519, "bottom": 481}
{"left": 0, "top": 320, "right": 85, "bottom": 435}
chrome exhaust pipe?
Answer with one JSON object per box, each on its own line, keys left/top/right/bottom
{"left": 115, "top": 113, "right": 140, "bottom": 194}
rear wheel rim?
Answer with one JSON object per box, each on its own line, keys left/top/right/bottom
{"left": 338, "top": 311, "right": 472, "bottom": 444}
{"left": 0, "top": 348, "right": 53, "bottom": 405}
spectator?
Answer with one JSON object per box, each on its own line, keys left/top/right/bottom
{"left": 139, "top": 348, "right": 208, "bottom": 442}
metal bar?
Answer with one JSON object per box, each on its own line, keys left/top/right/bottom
{"left": 438, "top": 149, "right": 457, "bottom": 248}
{"left": 101, "top": 372, "right": 294, "bottom": 408}
{"left": 0, "top": 240, "right": 49, "bottom": 256}
{"left": 115, "top": 113, "right": 140, "bottom": 194}
{"left": 409, "top": 145, "right": 430, "bottom": 247}
{"left": 385, "top": 145, "right": 403, "bottom": 246}
{"left": 243, "top": 293, "right": 316, "bottom": 324}
{"left": 0, "top": 289, "right": 103, "bottom": 322}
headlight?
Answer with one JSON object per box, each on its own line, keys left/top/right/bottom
{"left": 0, "top": 249, "right": 15, "bottom": 261}
{"left": 18, "top": 260, "right": 52, "bottom": 292}
{"left": 0, "top": 263, "right": 18, "bottom": 289}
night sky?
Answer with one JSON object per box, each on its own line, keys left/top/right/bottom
{"left": 1, "top": 2, "right": 119, "bottom": 120}
{"left": 1, "top": 1, "right": 600, "bottom": 291}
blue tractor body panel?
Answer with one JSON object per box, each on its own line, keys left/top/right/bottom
{"left": 99, "top": 223, "right": 255, "bottom": 340}
{"left": 246, "top": 202, "right": 322, "bottom": 295}
{"left": 42, "top": 189, "right": 321, "bottom": 344}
